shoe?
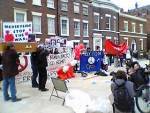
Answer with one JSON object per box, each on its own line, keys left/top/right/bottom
{"left": 32, "top": 85, "right": 38, "bottom": 88}
{"left": 4, "top": 97, "right": 11, "bottom": 101}
{"left": 12, "top": 98, "right": 22, "bottom": 102}
{"left": 40, "top": 88, "right": 49, "bottom": 92}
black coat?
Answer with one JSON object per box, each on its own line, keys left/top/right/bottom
{"left": 2, "top": 49, "right": 19, "bottom": 77}
{"left": 37, "top": 50, "right": 49, "bottom": 68}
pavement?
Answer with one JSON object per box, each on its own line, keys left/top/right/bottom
{"left": 0, "top": 59, "right": 149, "bottom": 113}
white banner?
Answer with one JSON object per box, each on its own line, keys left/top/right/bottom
{"left": 47, "top": 51, "right": 74, "bottom": 77}
{"left": 3, "top": 22, "right": 32, "bottom": 42}
{"left": 45, "top": 36, "right": 67, "bottom": 48}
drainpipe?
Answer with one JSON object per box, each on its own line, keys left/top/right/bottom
{"left": 56, "top": 0, "right": 59, "bottom": 36}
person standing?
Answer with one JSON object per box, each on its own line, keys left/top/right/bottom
{"left": 111, "top": 70, "right": 135, "bottom": 113}
{"left": 2, "top": 43, "right": 21, "bottom": 102}
{"left": 30, "top": 49, "right": 39, "bottom": 88}
{"left": 0, "top": 53, "right": 2, "bottom": 90}
{"left": 37, "top": 47, "right": 49, "bottom": 91}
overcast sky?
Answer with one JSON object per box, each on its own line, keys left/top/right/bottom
{"left": 111, "top": 0, "right": 150, "bottom": 11}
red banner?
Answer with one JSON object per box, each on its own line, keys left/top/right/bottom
{"left": 105, "top": 39, "right": 128, "bottom": 56}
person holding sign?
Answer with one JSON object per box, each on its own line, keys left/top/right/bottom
{"left": 37, "top": 46, "right": 49, "bottom": 91}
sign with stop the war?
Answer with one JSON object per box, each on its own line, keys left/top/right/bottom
{"left": 3, "top": 22, "right": 32, "bottom": 42}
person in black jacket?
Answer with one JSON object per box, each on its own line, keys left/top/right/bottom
{"left": 0, "top": 53, "right": 2, "bottom": 90}
{"left": 37, "top": 47, "right": 49, "bottom": 91}
{"left": 30, "top": 48, "right": 39, "bottom": 88}
{"left": 128, "top": 62, "right": 147, "bottom": 90}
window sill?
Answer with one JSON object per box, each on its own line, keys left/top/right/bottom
{"left": 83, "top": 36, "right": 89, "bottom": 37}
{"left": 48, "top": 33, "right": 56, "bottom": 35}
{"left": 15, "top": 0, "right": 26, "bottom": 3}
{"left": 47, "top": 6, "right": 55, "bottom": 9}
{"left": 74, "top": 35, "right": 80, "bottom": 37}
{"left": 61, "top": 34, "right": 69, "bottom": 36}
{"left": 33, "top": 32, "right": 42, "bottom": 34}
{"left": 32, "top": 4, "right": 42, "bottom": 7}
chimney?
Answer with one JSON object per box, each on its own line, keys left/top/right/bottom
{"left": 135, "top": 2, "right": 138, "bottom": 9}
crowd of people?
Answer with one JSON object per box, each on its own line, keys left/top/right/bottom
{"left": 110, "top": 61, "right": 149, "bottom": 113}
{"left": 0, "top": 43, "right": 149, "bottom": 113}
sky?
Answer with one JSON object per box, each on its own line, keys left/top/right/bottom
{"left": 111, "top": 0, "right": 150, "bottom": 11}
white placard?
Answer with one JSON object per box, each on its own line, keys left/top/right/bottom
{"left": 3, "top": 22, "right": 32, "bottom": 42}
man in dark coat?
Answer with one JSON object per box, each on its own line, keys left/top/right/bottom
{"left": 30, "top": 49, "right": 39, "bottom": 88}
{"left": 2, "top": 43, "right": 21, "bottom": 102}
{"left": 37, "top": 47, "right": 49, "bottom": 91}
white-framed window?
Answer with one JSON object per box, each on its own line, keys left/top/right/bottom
{"left": 113, "top": 17, "right": 116, "bottom": 31}
{"left": 132, "top": 23, "right": 136, "bottom": 33}
{"left": 94, "top": 12, "right": 99, "bottom": 30}
{"left": 47, "top": 0, "right": 54, "bottom": 8}
{"left": 124, "top": 21, "right": 128, "bottom": 31}
{"left": 60, "top": 16, "right": 69, "bottom": 36}
{"left": 83, "top": 5, "right": 88, "bottom": 15}
{"left": 32, "top": 0, "right": 41, "bottom": 6}
{"left": 47, "top": 14, "right": 55, "bottom": 35}
{"left": 14, "top": 9, "right": 27, "bottom": 22}
{"left": 32, "top": 12, "right": 42, "bottom": 34}
{"left": 105, "top": 15, "right": 111, "bottom": 30}
{"left": 83, "top": 20, "right": 88, "bottom": 37}
{"left": 124, "top": 37, "right": 128, "bottom": 46}
{"left": 140, "top": 39, "right": 144, "bottom": 50}
{"left": 14, "top": 0, "right": 25, "bottom": 3}
{"left": 61, "top": 0, "right": 68, "bottom": 11}
{"left": 74, "top": 2, "right": 80, "bottom": 13}
{"left": 74, "top": 19, "right": 80, "bottom": 36}
{"left": 139, "top": 24, "right": 143, "bottom": 34}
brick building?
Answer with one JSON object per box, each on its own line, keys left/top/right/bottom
{"left": 0, "top": 0, "right": 148, "bottom": 52}
{"left": 119, "top": 12, "right": 147, "bottom": 56}
{"left": 0, "top": 0, "right": 93, "bottom": 48}
{"left": 92, "top": 0, "right": 120, "bottom": 50}
{"left": 128, "top": 5, "right": 150, "bottom": 51}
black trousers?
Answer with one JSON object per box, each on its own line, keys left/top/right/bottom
{"left": 38, "top": 67, "right": 47, "bottom": 90}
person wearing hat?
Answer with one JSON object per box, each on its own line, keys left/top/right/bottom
{"left": 2, "top": 43, "right": 21, "bottom": 102}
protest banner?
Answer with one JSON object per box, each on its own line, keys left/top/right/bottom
{"left": 3, "top": 22, "right": 32, "bottom": 42}
{"left": 47, "top": 51, "right": 74, "bottom": 77}
{"left": 80, "top": 51, "right": 102, "bottom": 72}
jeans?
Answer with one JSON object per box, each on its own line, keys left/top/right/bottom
{"left": 3, "top": 76, "right": 16, "bottom": 101}
{"left": 31, "top": 65, "right": 38, "bottom": 87}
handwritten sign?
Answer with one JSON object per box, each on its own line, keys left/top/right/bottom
{"left": 3, "top": 22, "right": 32, "bottom": 42}
{"left": 47, "top": 51, "right": 74, "bottom": 77}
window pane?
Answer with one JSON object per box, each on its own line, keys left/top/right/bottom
{"left": 47, "top": 0, "right": 54, "bottom": 8}
{"left": 106, "top": 17, "right": 110, "bottom": 30}
{"left": 61, "top": 2, "right": 68, "bottom": 11}
{"left": 83, "top": 7, "right": 88, "bottom": 15}
{"left": 48, "top": 17, "right": 55, "bottom": 34}
{"left": 74, "top": 21, "right": 80, "bottom": 36}
{"left": 16, "top": 13, "right": 24, "bottom": 22}
{"left": 33, "top": 0, "right": 41, "bottom": 5}
{"left": 94, "top": 15, "right": 99, "bottom": 29}
{"left": 124, "top": 22, "right": 128, "bottom": 31}
{"left": 74, "top": 3, "right": 79, "bottom": 13}
{"left": 33, "top": 16, "right": 41, "bottom": 33}
{"left": 83, "top": 23, "right": 88, "bottom": 36}
{"left": 114, "top": 20, "right": 116, "bottom": 31}
{"left": 62, "top": 20, "right": 67, "bottom": 34}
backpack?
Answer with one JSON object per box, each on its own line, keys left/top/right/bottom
{"left": 113, "top": 82, "right": 133, "bottom": 112}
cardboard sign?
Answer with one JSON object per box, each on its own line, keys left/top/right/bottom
{"left": 3, "top": 22, "right": 32, "bottom": 42}
{"left": 47, "top": 51, "right": 74, "bottom": 77}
